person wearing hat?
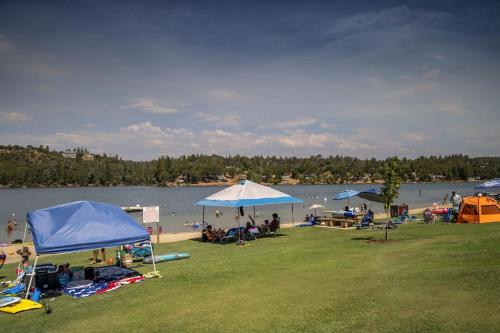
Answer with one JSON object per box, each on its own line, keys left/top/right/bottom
{"left": 16, "top": 246, "right": 31, "bottom": 262}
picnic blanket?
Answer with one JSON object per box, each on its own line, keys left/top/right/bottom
{"left": 94, "top": 266, "right": 140, "bottom": 282}
{"left": 62, "top": 272, "right": 144, "bottom": 298}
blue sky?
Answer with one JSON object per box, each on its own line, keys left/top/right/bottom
{"left": 0, "top": 1, "right": 499, "bottom": 160}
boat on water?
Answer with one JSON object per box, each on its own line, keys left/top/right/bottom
{"left": 121, "top": 206, "right": 143, "bottom": 212}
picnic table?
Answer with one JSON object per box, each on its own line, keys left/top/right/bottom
{"left": 318, "top": 217, "right": 360, "bottom": 228}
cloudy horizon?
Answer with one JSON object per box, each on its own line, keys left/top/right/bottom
{"left": 1, "top": 1, "right": 499, "bottom": 160}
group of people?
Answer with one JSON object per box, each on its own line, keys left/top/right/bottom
{"left": 423, "top": 191, "right": 462, "bottom": 224}
{"left": 201, "top": 213, "right": 280, "bottom": 242}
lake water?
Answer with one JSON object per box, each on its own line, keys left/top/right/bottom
{"left": 0, "top": 183, "right": 477, "bottom": 243}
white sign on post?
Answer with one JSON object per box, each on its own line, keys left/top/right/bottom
{"left": 143, "top": 206, "right": 159, "bottom": 223}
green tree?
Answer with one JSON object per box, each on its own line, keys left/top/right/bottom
{"left": 380, "top": 157, "right": 401, "bottom": 240}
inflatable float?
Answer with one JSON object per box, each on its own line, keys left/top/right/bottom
{"left": 431, "top": 208, "right": 450, "bottom": 215}
{"left": 143, "top": 252, "right": 190, "bottom": 264}
{"left": 0, "top": 299, "right": 42, "bottom": 314}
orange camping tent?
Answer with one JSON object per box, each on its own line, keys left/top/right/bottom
{"left": 456, "top": 195, "right": 500, "bottom": 223}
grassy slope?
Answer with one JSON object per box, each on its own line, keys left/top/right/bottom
{"left": 1, "top": 223, "right": 499, "bottom": 333}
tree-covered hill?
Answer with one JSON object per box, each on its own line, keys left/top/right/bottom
{"left": 0, "top": 145, "right": 498, "bottom": 187}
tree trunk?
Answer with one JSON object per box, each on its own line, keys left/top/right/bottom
{"left": 385, "top": 206, "right": 390, "bottom": 241}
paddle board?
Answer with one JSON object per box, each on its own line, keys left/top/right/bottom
{"left": 143, "top": 252, "right": 190, "bottom": 264}
{"left": 0, "top": 296, "right": 21, "bottom": 308}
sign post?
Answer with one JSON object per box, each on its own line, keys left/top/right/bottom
{"left": 143, "top": 206, "right": 160, "bottom": 244}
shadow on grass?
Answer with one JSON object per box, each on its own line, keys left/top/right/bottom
{"left": 351, "top": 236, "right": 375, "bottom": 241}
{"left": 189, "top": 233, "right": 288, "bottom": 245}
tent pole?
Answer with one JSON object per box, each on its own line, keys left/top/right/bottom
{"left": 237, "top": 208, "right": 241, "bottom": 241}
{"left": 292, "top": 203, "right": 295, "bottom": 227}
{"left": 149, "top": 240, "right": 158, "bottom": 275}
{"left": 25, "top": 255, "right": 38, "bottom": 299}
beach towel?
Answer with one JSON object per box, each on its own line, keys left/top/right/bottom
{"left": 2, "top": 283, "right": 25, "bottom": 295}
{"left": 120, "top": 276, "right": 144, "bottom": 284}
{"left": 95, "top": 281, "right": 121, "bottom": 294}
{"left": 62, "top": 282, "right": 109, "bottom": 298}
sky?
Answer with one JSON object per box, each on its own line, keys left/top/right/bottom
{"left": 0, "top": 0, "right": 499, "bottom": 160}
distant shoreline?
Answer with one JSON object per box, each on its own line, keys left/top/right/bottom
{"left": 0, "top": 179, "right": 477, "bottom": 189}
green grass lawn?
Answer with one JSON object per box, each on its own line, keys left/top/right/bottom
{"left": 1, "top": 223, "right": 500, "bottom": 333}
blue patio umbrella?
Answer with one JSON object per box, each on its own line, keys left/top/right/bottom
{"left": 333, "top": 188, "right": 384, "bottom": 207}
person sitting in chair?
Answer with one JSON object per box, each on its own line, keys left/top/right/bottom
{"left": 57, "top": 263, "right": 73, "bottom": 288}
{"left": 202, "top": 225, "right": 216, "bottom": 242}
{"left": 260, "top": 219, "right": 270, "bottom": 233}
{"left": 269, "top": 213, "right": 280, "bottom": 232}
{"left": 423, "top": 208, "right": 436, "bottom": 224}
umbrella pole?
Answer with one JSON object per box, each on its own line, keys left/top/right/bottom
{"left": 292, "top": 203, "right": 295, "bottom": 227}
{"left": 202, "top": 205, "right": 205, "bottom": 228}
{"left": 149, "top": 240, "right": 158, "bottom": 276}
{"left": 253, "top": 206, "right": 256, "bottom": 221}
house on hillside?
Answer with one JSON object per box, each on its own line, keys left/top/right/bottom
{"left": 176, "top": 175, "right": 188, "bottom": 183}
{"left": 61, "top": 150, "right": 76, "bottom": 159}
{"left": 82, "top": 153, "right": 94, "bottom": 161}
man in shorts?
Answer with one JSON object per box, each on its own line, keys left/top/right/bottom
{"left": 451, "top": 191, "right": 462, "bottom": 222}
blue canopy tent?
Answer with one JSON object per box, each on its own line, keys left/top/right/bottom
{"left": 475, "top": 179, "right": 500, "bottom": 191}
{"left": 194, "top": 180, "right": 303, "bottom": 238}
{"left": 26, "top": 201, "right": 156, "bottom": 297}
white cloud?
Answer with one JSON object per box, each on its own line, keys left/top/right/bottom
{"left": 276, "top": 130, "right": 332, "bottom": 148}
{"left": 260, "top": 117, "right": 318, "bottom": 129}
{"left": 196, "top": 112, "right": 239, "bottom": 127}
{"left": 206, "top": 89, "right": 248, "bottom": 101}
{"left": 121, "top": 98, "right": 178, "bottom": 114}
{"left": 0, "top": 112, "right": 32, "bottom": 123}
{"left": 432, "top": 54, "right": 446, "bottom": 60}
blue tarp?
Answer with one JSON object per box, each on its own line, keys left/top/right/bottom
{"left": 475, "top": 178, "right": 500, "bottom": 190}
{"left": 334, "top": 189, "right": 384, "bottom": 203}
{"left": 28, "top": 201, "right": 150, "bottom": 254}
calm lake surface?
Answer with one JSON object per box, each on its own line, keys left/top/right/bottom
{"left": 0, "top": 183, "right": 477, "bottom": 243}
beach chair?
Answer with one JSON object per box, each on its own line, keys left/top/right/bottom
{"left": 356, "top": 214, "right": 373, "bottom": 230}
{"left": 441, "top": 209, "right": 451, "bottom": 223}
{"left": 221, "top": 227, "right": 244, "bottom": 243}
{"left": 266, "top": 221, "right": 281, "bottom": 237}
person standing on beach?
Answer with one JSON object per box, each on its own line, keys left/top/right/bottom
{"left": 451, "top": 191, "right": 462, "bottom": 222}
